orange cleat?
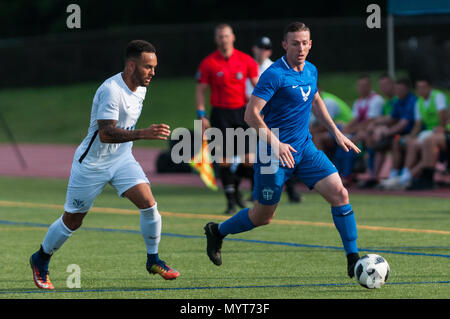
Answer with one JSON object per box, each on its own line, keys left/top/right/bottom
{"left": 146, "top": 260, "right": 180, "bottom": 280}
{"left": 30, "top": 254, "right": 55, "bottom": 290}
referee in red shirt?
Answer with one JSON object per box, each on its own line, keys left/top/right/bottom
{"left": 196, "top": 23, "right": 259, "bottom": 214}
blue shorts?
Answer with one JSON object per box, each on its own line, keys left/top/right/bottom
{"left": 252, "top": 139, "right": 337, "bottom": 205}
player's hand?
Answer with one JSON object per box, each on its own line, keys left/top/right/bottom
{"left": 276, "top": 142, "right": 297, "bottom": 168}
{"left": 142, "top": 124, "right": 171, "bottom": 140}
{"left": 335, "top": 131, "right": 360, "bottom": 154}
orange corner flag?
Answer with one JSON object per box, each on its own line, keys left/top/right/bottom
{"left": 189, "top": 140, "right": 218, "bottom": 191}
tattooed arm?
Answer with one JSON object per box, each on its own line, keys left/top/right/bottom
{"left": 97, "top": 120, "right": 171, "bottom": 143}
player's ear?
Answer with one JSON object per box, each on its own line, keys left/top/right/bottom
{"left": 282, "top": 40, "right": 287, "bottom": 50}
{"left": 125, "top": 59, "right": 136, "bottom": 73}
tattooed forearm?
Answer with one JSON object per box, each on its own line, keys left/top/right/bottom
{"left": 97, "top": 120, "right": 141, "bottom": 143}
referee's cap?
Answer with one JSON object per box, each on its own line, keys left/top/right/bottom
{"left": 255, "top": 36, "right": 272, "bottom": 50}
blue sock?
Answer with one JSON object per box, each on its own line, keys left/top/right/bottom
{"left": 147, "top": 253, "right": 160, "bottom": 265}
{"left": 331, "top": 204, "right": 358, "bottom": 255}
{"left": 218, "top": 208, "right": 255, "bottom": 237}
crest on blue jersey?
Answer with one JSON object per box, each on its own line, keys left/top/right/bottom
{"left": 300, "top": 86, "right": 311, "bottom": 102}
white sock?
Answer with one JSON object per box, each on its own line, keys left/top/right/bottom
{"left": 140, "top": 203, "right": 161, "bottom": 255}
{"left": 389, "top": 169, "right": 399, "bottom": 179}
{"left": 41, "top": 215, "right": 73, "bottom": 255}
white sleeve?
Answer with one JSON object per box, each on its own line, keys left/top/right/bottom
{"left": 367, "top": 95, "right": 384, "bottom": 118}
{"left": 414, "top": 101, "right": 421, "bottom": 120}
{"left": 435, "top": 92, "right": 448, "bottom": 111}
{"left": 96, "top": 86, "right": 120, "bottom": 121}
{"left": 323, "top": 98, "right": 340, "bottom": 120}
{"left": 352, "top": 101, "right": 358, "bottom": 117}
{"left": 245, "top": 78, "right": 253, "bottom": 100}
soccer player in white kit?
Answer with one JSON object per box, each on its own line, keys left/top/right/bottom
{"left": 30, "top": 40, "right": 179, "bottom": 290}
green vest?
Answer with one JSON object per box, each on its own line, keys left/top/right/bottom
{"left": 382, "top": 97, "right": 398, "bottom": 116}
{"left": 417, "top": 90, "right": 447, "bottom": 130}
{"left": 321, "top": 91, "right": 353, "bottom": 124}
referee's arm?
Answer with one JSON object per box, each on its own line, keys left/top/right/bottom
{"left": 195, "top": 83, "right": 210, "bottom": 133}
{"left": 195, "top": 83, "right": 209, "bottom": 114}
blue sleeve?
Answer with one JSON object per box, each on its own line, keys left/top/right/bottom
{"left": 313, "top": 65, "right": 319, "bottom": 96}
{"left": 390, "top": 105, "right": 398, "bottom": 119}
{"left": 252, "top": 68, "right": 281, "bottom": 102}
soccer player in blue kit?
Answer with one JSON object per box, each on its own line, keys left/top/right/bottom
{"left": 204, "top": 22, "right": 362, "bottom": 278}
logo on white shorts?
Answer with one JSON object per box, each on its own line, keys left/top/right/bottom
{"left": 262, "top": 187, "right": 274, "bottom": 201}
{"left": 72, "top": 199, "right": 85, "bottom": 209}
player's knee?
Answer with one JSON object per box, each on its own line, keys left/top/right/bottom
{"left": 249, "top": 206, "right": 275, "bottom": 227}
{"left": 62, "top": 212, "right": 85, "bottom": 231}
{"left": 139, "top": 198, "right": 155, "bottom": 210}
{"left": 330, "top": 185, "right": 349, "bottom": 206}
{"left": 255, "top": 215, "right": 273, "bottom": 226}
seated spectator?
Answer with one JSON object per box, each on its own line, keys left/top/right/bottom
{"left": 406, "top": 111, "right": 449, "bottom": 190}
{"left": 340, "top": 74, "right": 384, "bottom": 186}
{"left": 311, "top": 87, "right": 353, "bottom": 159}
{"left": 362, "top": 78, "right": 416, "bottom": 187}
{"left": 378, "top": 73, "right": 398, "bottom": 117}
{"left": 379, "top": 77, "right": 448, "bottom": 190}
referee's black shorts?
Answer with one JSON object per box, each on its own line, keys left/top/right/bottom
{"left": 209, "top": 106, "right": 254, "bottom": 158}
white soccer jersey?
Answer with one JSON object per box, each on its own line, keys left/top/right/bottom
{"left": 352, "top": 92, "right": 384, "bottom": 122}
{"left": 74, "top": 73, "right": 146, "bottom": 169}
{"left": 246, "top": 58, "right": 274, "bottom": 99}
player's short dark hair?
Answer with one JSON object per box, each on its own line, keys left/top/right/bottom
{"left": 283, "top": 22, "right": 310, "bottom": 40}
{"left": 415, "top": 75, "right": 432, "bottom": 86}
{"left": 396, "top": 77, "right": 411, "bottom": 89}
{"left": 215, "top": 23, "right": 233, "bottom": 34}
{"left": 378, "top": 72, "right": 393, "bottom": 81}
{"left": 357, "top": 73, "right": 371, "bottom": 81}
{"left": 125, "top": 40, "right": 156, "bottom": 60}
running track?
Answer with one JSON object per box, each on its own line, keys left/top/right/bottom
{"left": 0, "top": 143, "right": 449, "bottom": 198}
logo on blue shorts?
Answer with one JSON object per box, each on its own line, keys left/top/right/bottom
{"left": 262, "top": 187, "right": 274, "bottom": 201}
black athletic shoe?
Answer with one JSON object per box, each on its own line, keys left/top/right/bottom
{"left": 224, "top": 201, "right": 236, "bottom": 215}
{"left": 204, "top": 222, "right": 224, "bottom": 266}
{"left": 235, "top": 190, "right": 247, "bottom": 209}
{"left": 285, "top": 179, "right": 301, "bottom": 203}
{"left": 287, "top": 190, "right": 302, "bottom": 203}
{"left": 406, "top": 178, "right": 435, "bottom": 190}
{"left": 357, "top": 178, "right": 379, "bottom": 189}
{"left": 347, "top": 253, "right": 360, "bottom": 278}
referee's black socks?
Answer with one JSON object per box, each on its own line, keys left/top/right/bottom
{"left": 220, "top": 165, "right": 237, "bottom": 203}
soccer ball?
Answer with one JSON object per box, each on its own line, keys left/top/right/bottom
{"left": 354, "top": 254, "right": 390, "bottom": 289}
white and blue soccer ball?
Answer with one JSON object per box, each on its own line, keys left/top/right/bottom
{"left": 354, "top": 254, "right": 390, "bottom": 289}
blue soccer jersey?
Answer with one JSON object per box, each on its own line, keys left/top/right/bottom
{"left": 252, "top": 56, "right": 318, "bottom": 151}
{"left": 390, "top": 92, "right": 417, "bottom": 135}
{"left": 250, "top": 56, "right": 337, "bottom": 205}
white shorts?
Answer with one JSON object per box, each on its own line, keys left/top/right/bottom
{"left": 417, "top": 130, "right": 433, "bottom": 144}
{"left": 64, "top": 155, "right": 150, "bottom": 213}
